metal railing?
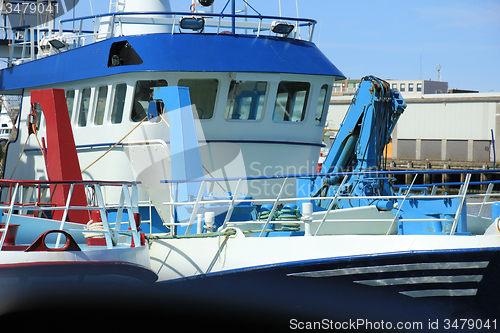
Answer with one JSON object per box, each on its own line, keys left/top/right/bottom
{"left": 56, "top": 11, "right": 317, "bottom": 42}
{"left": 3, "top": 10, "right": 317, "bottom": 65}
{"left": 0, "top": 179, "right": 142, "bottom": 250}
{"left": 160, "top": 169, "right": 500, "bottom": 238}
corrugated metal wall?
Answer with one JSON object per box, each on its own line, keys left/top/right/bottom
{"left": 328, "top": 93, "right": 500, "bottom": 163}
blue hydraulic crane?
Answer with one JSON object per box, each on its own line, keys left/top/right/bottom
{"left": 311, "top": 76, "right": 406, "bottom": 210}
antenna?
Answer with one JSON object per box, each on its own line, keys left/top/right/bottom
{"left": 436, "top": 64, "right": 441, "bottom": 82}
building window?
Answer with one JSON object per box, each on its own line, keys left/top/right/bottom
{"left": 111, "top": 84, "right": 127, "bottom": 124}
{"left": 273, "top": 81, "right": 310, "bottom": 122}
{"left": 400, "top": 83, "right": 405, "bottom": 92}
{"left": 417, "top": 83, "right": 422, "bottom": 92}
{"left": 78, "top": 88, "right": 91, "bottom": 127}
{"left": 94, "top": 86, "right": 108, "bottom": 125}
{"left": 178, "top": 79, "right": 218, "bottom": 120}
{"left": 408, "top": 83, "right": 414, "bottom": 92}
{"left": 225, "top": 80, "right": 267, "bottom": 120}
{"left": 132, "top": 80, "right": 168, "bottom": 122}
{"left": 392, "top": 83, "right": 398, "bottom": 91}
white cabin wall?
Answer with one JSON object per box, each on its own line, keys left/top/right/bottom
{"left": 5, "top": 71, "right": 336, "bottom": 203}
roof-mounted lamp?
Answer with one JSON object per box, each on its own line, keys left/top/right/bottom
{"left": 180, "top": 17, "right": 205, "bottom": 31}
{"left": 48, "top": 39, "right": 66, "bottom": 49}
{"left": 271, "top": 21, "right": 295, "bottom": 36}
{"left": 195, "top": 0, "right": 215, "bottom": 6}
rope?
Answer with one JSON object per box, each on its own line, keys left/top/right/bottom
{"left": 83, "top": 220, "right": 105, "bottom": 238}
{"left": 33, "top": 125, "right": 46, "bottom": 162}
{"left": 243, "top": 225, "right": 300, "bottom": 234}
{"left": 145, "top": 228, "right": 236, "bottom": 239}
{"left": 81, "top": 115, "right": 148, "bottom": 173}
{"left": 258, "top": 207, "right": 302, "bottom": 221}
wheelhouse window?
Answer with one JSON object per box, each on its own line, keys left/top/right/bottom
{"left": 408, "top": 83, "right": 414, "bottom": 92}
{"left": 78, "top": 88, "right": 91, "bottom": 127}
{"left": 400, "top": 83, "right": 405, "bottom": 92}
{"left": 273, "top": 81, "right": 310, "bottom": 122}
{"left": 178, "top": 79, "right": 218, "bottom": 119}
{"left": 417, "top": 83, "right": 422, "bottom": 92}
{"left": 94, "top": 86, "right": 108, "bottom": 125}
{"left": 314, "top": 84, "right": 329, "bottom": 126}
{"left": 66, "top": 90, "right": 75, "bottom": 120}
{"left": 225, "top": 80, "right": 267, "bottom": 120}
{"left": 111, "top": 83, "right": 127, "bottom": 124}
{"left": 132, "top": 80, "right": 167, "bottom": 122}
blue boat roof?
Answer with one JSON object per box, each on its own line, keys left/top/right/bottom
{"left": 0, "top": 33, "right": 345, "bottom": 94}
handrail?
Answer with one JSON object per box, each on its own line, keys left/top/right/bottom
{"left": 0, "top": 180, "right": 142, "bottom": 251}
{"left": 0, "top": 183, "right": 19, "bottom": 249}
{"left": 54, "top": 10, "right": 316, "bottom": 50}
{"left": 450, "top": 173, "right": 471, "bottom": 235}
{"left": 161, "top": 168, "right": 500, "bottom": 184}
{"left": 160, "top": 168, "right": 500, "bottom": 238}
{"left": 315, "top": 175, "right": 348, "bottom": 236}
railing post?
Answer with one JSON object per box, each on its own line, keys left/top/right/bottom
{"left": 221, "top": 179, "right": 243, "bottom": 230}
{"left": 93, "top": 17, "right": 99, "bottom": 43}
{"left": 94, "top": 184, "right": 114, "bottom": 249}
{"left": 56, "top": 183, "right": 75, "bottom": 247}
{"left": 110, "top": 14, "right": 116, "bottom": 38}
{"left": 30, "top": 27, "right": 35, "bottom": 60}
{"left": 185, "top": 181, "right": 208, "bottom": 235}
{"left": 478, "top": 183, "right": 494, "bottom": 217}
{"left": 0, "top": 183, "right": 19, "bottom": 250}
{"left": 115, "top": 185, "right": 126, "bottom": 233}
{"left": 386, "top": 173, "right": 418, "bottom": 235}
{"left": 120, "top": 184, "right": 140, "bottom": 247}
{"left": 259, "top": 177, "right": 288, "bottom": 237}
{"left": 450, "top": 173, "right": 471, "bottom": 236}
{"left": 315, "top": 175, "right": 348, "bottom": 236}
{"left": 309, "top": 22, "right": 315, "bottom": 42}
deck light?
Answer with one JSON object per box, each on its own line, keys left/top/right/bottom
{"left": 195, "top": 0, "right": 214, "bottom": 6}
{"left": 48, "top": 39, "right": 66, "bottom": 49}
{"left": 180, "top": 17, "right": 205, "bottom": 31}
{"left": 271, "top": 21, "right": 295, "bottom": 36}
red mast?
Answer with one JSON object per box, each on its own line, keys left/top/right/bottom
{"left": 29, "top": 89, "right": 90, "bottom": 224}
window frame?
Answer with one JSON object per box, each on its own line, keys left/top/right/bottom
{"left": 224, "top": 80, "right": 268, "bottom": 121}
{"left": 77, "top": 87, "right": 92, "bottom": 127}
{"left": 314, "top": 84, "right": 330, "bottom": 126}
{"left": 272, "top": 81, "right": 311, "bottom": 123}
{"left": 178, "top": 78, "right": 219, "bottom": 120}
{"left": 110, "top": 83, "right": 128, "bottom": 124}
{"left": 93, "top": 85, "right": 109, "bottom": 126}
{"left": 65, "top": 89, "right": 75, "bottom": 121}
{"left": 131, "top": 79, "right": 168, "bottom": 122}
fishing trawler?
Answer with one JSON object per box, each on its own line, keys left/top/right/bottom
{"left": 0, "top": 0, "right": 343, "bottom": 234}
{"left": 0, "top": 88, "right": 155, "bottom": 317}
{"left": 0, "top": 0, "right": 499, "bottom": 326}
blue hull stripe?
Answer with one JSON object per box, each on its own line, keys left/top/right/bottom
{"left": 23, "top": 138, "right": 325, "bottom": 152}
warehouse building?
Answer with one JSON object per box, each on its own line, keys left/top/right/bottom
{"left": 326, "top": 81, "right": 500, "bottom": 166}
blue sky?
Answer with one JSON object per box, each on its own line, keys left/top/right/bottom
{"left": 62, "top": 0, "right": 500, "bottom": 92}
